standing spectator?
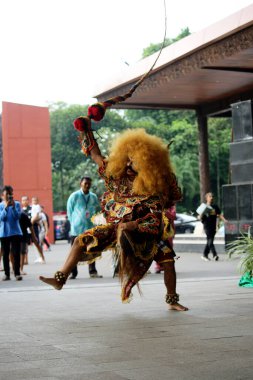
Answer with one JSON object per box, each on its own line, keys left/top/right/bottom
{"left": 21, "top": 196, "right": 32, "bottom": 219}
{"left": 197, "top": 192, "right": 228, "bottom": 261}
{"left": 67, "top": 176, "right": 102, "bottom": 279}
{"left": 21, "top": 195, "right": 32, "bottom": 265}
{"left": 20, "top": 211, "right": 45, "bottom": 273}
{"left": 41, "top": 206, "right": 51, "bottom": 251}
{"left": 31, "top": 196, "right": 42, "bottom": 243}
{"left": 0, "top": 195, "right": 2, "bottom": 271}
{"left": 0, "top": 185, "right": 22, "bottom": 281}
{"left": 34, "top": 211, "right": 48, "bottom": 263}
{"left": 0, "top": 247, "right": 3, "bottom": 271}
{"left": 30, "top": 197, "right": 47, "bottom": 263}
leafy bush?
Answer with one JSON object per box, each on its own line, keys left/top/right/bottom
{"left": 227, "top": 229, "right": 253, "bottom": 275}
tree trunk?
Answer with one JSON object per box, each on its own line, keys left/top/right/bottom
{"left": 197, "top": 113, "right": 210, "bottom": 201}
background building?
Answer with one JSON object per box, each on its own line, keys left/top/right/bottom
{"left": 0, "top": 101, "right": 54, "bottom": 242}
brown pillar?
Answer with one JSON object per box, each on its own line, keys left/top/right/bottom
{"left": 197, "top": 112, "right": 210, "bottom": 201}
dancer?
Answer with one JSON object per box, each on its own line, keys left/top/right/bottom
{"left": 40, "top": 125, "right": 188, "bottom": 311}
{"left": 19, "top": 211, "right": 45, "bottom": 273}
{"left": 67, "top": 176, "right": 102, "bottom": 279}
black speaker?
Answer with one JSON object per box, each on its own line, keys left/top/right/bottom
{"left": 225, "top": 101, "right": 253, "bottom": 244}
{"left": 230, "top": 140, "right": 253, "bottom": 164}
{"left": 231, "top": 100, "right": 253, "bottom": 141}
{"left": 223, "top": 185, "right": 238, "bottom": 220}
{"left": 231, "top": 162, "right": 253, "bottom": 183}
{"left": 238, "top": 184, "right": 252, "bottom": 220}
{"left": 230, "top": 139, "right": 253, "bottom": 183}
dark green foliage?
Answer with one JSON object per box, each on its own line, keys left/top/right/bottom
{"left": 125, "top": 110, "right": 231, "bottom": 213}
{"left": 208, "top": 118, "right": 231, "bottom": 206}
{"left": 126, "top": 113, "right": 200, "bottom": 213}
{"left": 50, "top": 102, "right": 128, "bottom": 211}
{"left": 50, "top": 27, "right": 230, "bottom": 213}
{"left": 227, "top": 229, "right": 253, "bottom": 275}
{"left": 142, "top": 27, "right": 191, "bottom": 58}
{"left": 50, "top": 103, "right": 231, "bottom": 214}
{"left": 125, "top": 108, "right": 195, "bottom": 126}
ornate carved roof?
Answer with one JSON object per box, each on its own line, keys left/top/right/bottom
{"left": 95, "top": 4, "right": 253, "bottom": 115}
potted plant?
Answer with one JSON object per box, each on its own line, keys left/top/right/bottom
{"left": 227, "top": 228, "right": 253, "bottom": 287}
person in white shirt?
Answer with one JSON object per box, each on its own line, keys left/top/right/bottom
{"left": 39, "top": 212, "right": 48, "bottom": 247}
{"left": 31, "top": 197, "right": 41, "bottom": 243}
{"left": 31, "top": 197, "right": 46, "bottom": 263}
{"left": 31, "top": 197, "right": 41, "bottom": 221}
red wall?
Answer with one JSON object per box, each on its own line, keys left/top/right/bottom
{"left": 1, "top": 101, "right": 54, "bottom": 242}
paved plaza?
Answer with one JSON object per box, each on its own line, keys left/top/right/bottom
{"left": 0, "top": 241, "right": 252, "bottom": 380}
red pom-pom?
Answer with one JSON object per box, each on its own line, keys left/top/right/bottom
{"left": 88, "top": 103, "right": 106, "bottom": 122}
{"left": 73, "top": 117, "right": 91, "bottom": 132}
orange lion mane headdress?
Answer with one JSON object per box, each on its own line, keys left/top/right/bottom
{"left": 105, "top": 128, "right": 181, "bottom": 206}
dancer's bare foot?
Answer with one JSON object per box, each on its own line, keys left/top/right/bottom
{"left": 39, "top": 276, "right": 63, "bottom": 290}
{"left": 168, "top": 302, "right": 189, "bottom": 311}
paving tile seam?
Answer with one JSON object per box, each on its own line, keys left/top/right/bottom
{"left": 0, "top": 276, "right": 241, "bottom": 294}
{"left": 228, "top": 292, "right": 252, "bottom": 294}
{"left": 215, "top": 297, "right": 252, "bottom": 302}
{"left": 200, "top": 335, "right": 245, "bottom": 340}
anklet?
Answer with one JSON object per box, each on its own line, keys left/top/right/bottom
{"left": 54, "top": 271, "right": 66, "bottom": 284}
{"left": 165, "top": 293, "right": 179, "bottom": 305}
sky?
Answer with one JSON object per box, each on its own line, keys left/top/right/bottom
{"left": 0, "top": 0, "right": 252, "bottom": 109}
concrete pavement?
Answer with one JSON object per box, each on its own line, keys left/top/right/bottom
{"left": 0, "top": 241, "right": 252, "bottom": 380}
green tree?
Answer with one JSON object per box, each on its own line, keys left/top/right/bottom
{"left": 50, "top": 103, "right": 129, "bottom": 211}
{"left": 208, "top": 118, "right": 231, "bottom": 206}
{"left": 129, "top": 116, "right": 200, "bottom": 212}
{"left": 124, "top": 27, "right": 231, "bottom": 213}
{"left": 50, "top": 27, "right": 231, "bottom": 214}
{"left": 142, "top": 27, "right": 191, "bottom": 58}
{"left": 125, "top": 108, "right": 195, "bottom": 127}
{"left": 166, "top": 119, "right": 200, "bottom": 212}
{"left": 127, "top": 114, "right": 231, "bottom": 212}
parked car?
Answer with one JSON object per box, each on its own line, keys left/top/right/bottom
{"left": 174, "top": 213, "right": 199, "bottom": 234}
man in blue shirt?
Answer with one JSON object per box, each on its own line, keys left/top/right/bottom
{"left": 67, "top": 177, "right": 102, "bottom": 279}
{"left": 0, "top": 185, "right": 23, "bottom": 281}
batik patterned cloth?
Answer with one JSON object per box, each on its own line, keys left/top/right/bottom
{"left": 79, "top": 161, "right": 162, "bottom": 257}
{"left": 78, "top": 161, "right": 179, "bottom": 301}
{"left": 79, "top": 161, "right": 178, "bottom": 261}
